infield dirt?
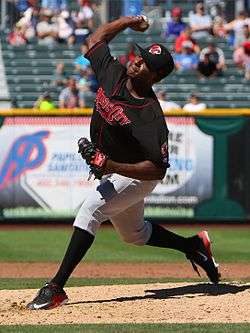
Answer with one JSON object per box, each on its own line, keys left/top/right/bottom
{"left": 1, "top": 282, "right": 250, "bottom": 325}
{"left": 1, "top": 262, "right": 250, "bottom": 325}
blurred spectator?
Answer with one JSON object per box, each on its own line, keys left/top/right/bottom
{"left": 245, "top": 63, "right": 250, "bottom": 80}
{"left": 165, "top": 7, "right": 187, "bottom": 39}
{"left": 119, "top": 43, "right": 136, "bottom": 66}
{"left": 57, "top": 10, "right": 74, "bottom": 45}
{"left": 41, "top": 0, "right": 67, "bottom": 12}
{"left": 7, "top": 24, "right": 27, "bottom": 46}
{"left": 17, "top": 0, "right": 34, "bottom": 13}
{"left": 233, "top": 41, "right": 250, "bottom": 80}
{"left": 183, "top": 93, "right": 207, "bottom": 112}
{"left": 234, "top": 24, "right": 250, "bottom": 48}
{"left": 76, "top": 72, "right": 90, "bottom": 107}
{"left": 77, "top": 73, "right": 90, "bottom": 91}
{"left": 204, "top": 0, "right": 225, "bottom": 19}
{"left": 233, "top": 41, "right": 250, "bottom": 67}
{"left": 205, "top": 0, "right": 225, "bottom": 26}
{"left": 58, "top": 77, "right": 83, "bottom": 108}
{"left": 189, "top": 2, "right": 213, "bottom": 39}
{"left": 76, "top": 0, "right": 94, "bottom": 31}
{"left": 174, "top": 41, "right": 199, "bottom": 71}
{"left": 90, "top": 2, "right": 102, "bottom": 31}
{"left": 199, "top": 42, "right": 225, "bottom": 74}
{"left": 197, "top": 53, "right": 217, "bottom": 78}
{"left": 224, "top": 11, "right": 250, "bottom": 48}
{"left": 85, "top": 67, "right": 98, "bottom": 93}
{"left": 212, "top": 15, "right": 227, "bottom": 38}
{"left": 74, "top": 44, "right": 91, "bottom": 73}
{"left": 73, "top": 19, "right": 91, "bottom": 44}
{"left": 78, "top": 0, "right": 93, "bottom": 18}
{"left": 28, "top": 0, "right": 38, "bottom": 7}
{"left": 14, "top": 7, "right": 37, "bottom": 42}
{"left": 175, "top": 27, "right": 200, "bottom": 54}
{"left": 157, "top": 91, "right": 181, "bottom": 111}
{"left": 29, "top": 7, "right": 40, "bottom": 34}
{"left": 51, "top": 62, "right": 67, "bottom": 87}
{"left": 36, "top": 8, "right": 58, "bottom": 45}
{"left": 6, "top": 0, "right": 21, "bottom": 28}
{"left": 33, "top": 92, "right": 56, "bottom": 111}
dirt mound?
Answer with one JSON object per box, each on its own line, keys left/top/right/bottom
{"left": 1, "top": 283, "right": 250, "bottom": 325}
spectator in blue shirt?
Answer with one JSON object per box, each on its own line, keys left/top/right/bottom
{"left": 41, "top": 0, "right": 67, "bottom": 12}
{"left": 174, "top": 40, "right": 199, "bottom": 71}
{"left": 165, "top": 7, "right": 187, "bottom": 40}
{"left": 17, "top": 0, "right": 29, "bottom": 13}
{"left": 74, "top": 44, "right": 91, "bottom": 72}
{"left": 73, "top": 19, "right": 91, "bottom": 44}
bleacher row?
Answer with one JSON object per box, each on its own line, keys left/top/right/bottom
{"left": 1, "top": 30, "right": 250, "bottom": 108}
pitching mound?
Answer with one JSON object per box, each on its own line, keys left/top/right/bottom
{"left": 1, "top": 283, "right": 250, "bottom": 325}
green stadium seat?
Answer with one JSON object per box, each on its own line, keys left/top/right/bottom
{"left": 2, "top": 30, "right": 250, "bottom": 109}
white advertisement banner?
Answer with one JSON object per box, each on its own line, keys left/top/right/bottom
{"left": 0, "top": 116, "right": 213, "bottom": 219}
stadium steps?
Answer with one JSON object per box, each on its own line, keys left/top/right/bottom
{"left": 10, "top": 83, "right": 250, "bottom": 102}
{"left": 1, "top": 32, "right": 250, "bottom": 108}
{"left": 0, "top": 43, "right": 11, "bottom": 108}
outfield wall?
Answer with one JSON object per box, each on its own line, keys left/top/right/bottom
{"left": 0, "top": 108, "right": 249, "bottom": 222}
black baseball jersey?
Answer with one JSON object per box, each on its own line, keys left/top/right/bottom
{"left": 85, "top": 40, "right": 169, "bottom": 168}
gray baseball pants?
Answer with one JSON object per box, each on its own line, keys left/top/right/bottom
{"left": 73, "top": 174, "right": 158, "bottom": 245}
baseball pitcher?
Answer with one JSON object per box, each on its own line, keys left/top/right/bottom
{"left": 27, "top": 15, "right": 220, "bottom": 310}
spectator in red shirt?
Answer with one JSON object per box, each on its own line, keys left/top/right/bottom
{"left": 7, "top": 24, "right": 27, "bottom": 45}
{"left": 175, "top": 26, "right": 200, "bottom": 54}
{"left": 233, "top": 41, "right": 250, "bottom": 79}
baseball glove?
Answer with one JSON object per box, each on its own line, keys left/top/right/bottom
{"left": 78, "top": 137, "right": 108, "bottom": 180}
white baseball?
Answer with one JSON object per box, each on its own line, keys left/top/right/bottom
{"left": 139, "top": 15, "right": 149, "bottom": 29}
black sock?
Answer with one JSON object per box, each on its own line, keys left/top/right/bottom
{"left": 51, "top": 227, "right": 94, "bottom": 288}
{"left": 146, "top": 223, "right": 200, "bottom": 254}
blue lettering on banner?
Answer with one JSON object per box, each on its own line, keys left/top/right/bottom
{"left": 0, "top": 131, "right": 49, "bottom": 189}
{"left": 48, "top": 152, "right": 88, "bottom": 172}
{"left": 50, "top": 153, "right": 82, "bottom": 162}
{"left": 48, "top": 162, "right": 88, "bottom": 172}
{"left": 169, "top": 158, "right": 193, "bottom": 171}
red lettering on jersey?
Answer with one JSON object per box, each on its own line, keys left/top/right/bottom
{"left": 96, "top": 87, "right": 131, "bottom": 126}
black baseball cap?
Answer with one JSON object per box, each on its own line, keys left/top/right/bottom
{"left": 135, "top": 43, "right": 174, "bottom": 78}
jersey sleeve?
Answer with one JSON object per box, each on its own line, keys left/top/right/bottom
{"left": 132, "top": 119, "right": 170, "bottom": 168}
{"left": 85, "top": 40, "right": 125, "bottom": 93}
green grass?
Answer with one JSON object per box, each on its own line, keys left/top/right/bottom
{"left": 1, "top": 324, "right": 250, "bottom": 333}
{"left": 1, "top": 227, "right": 249, "bottom": 333}
{"left": 1, "top": 226, "right": 250, "bottom": 262}
{"left": 0, "top": 277, "right": 205, "bottom": 290}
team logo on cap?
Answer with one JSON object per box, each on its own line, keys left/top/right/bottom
{"left": 149, "top": 44, "right": 161, "bottom": 55}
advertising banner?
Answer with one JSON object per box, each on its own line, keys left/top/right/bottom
{"left": 145, "top": 117, "right": 213, "bottom": 218}
{"left": 0, "top": 116, "right": 213, "bottom": 220}
{"left": 0, "top": 117, "right": 95, "bottom": 218}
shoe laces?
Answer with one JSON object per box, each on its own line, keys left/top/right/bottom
{"left": 34, "top": 283, "right": 58, "bottom": 301}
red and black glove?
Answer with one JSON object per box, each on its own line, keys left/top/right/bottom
{"left": 78, "top": 137, "right": 108, "bottom": 180}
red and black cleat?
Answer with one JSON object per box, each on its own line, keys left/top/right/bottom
{"left": 26, "top": 282, "right": 68, "bottom": 310}
{"left": 186, "top": 230, "right": 221, "bottom": 284}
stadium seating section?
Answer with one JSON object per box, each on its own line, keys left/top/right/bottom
{"left": 1, "top": 28, "right": 250, "bottom": 108}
